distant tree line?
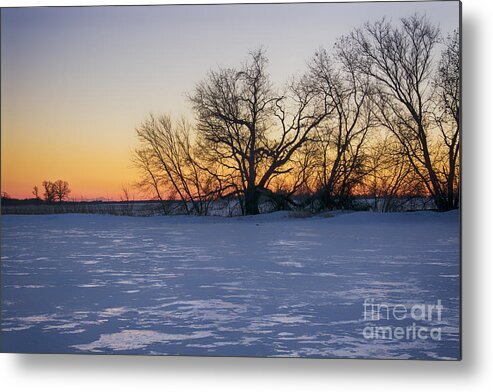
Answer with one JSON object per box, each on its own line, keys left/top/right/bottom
{"left": 134, "top": 15, "right": 460, "bottom": 215}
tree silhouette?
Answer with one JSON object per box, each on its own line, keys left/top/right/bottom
{"left": 133, "top": 17, "right": 460, "bottom": 215}
{"left": 306, "top": 47, "right": 374, "bottom": 208}
{"left": 32, "top": 185, "right": 40, "bottom": 200}
{"left": 190, "top": 49, "right": 332, "bottom": 215}
{"left": 135, "top": 115, "right": 220, "bottom": 215}
{"left": 433, "top": 30, "right": 460, "bottom": 209}
{"left": 343, "top": 14, "right": 458, "bottom": 211}
{"left": 42, "top": 180, "right": 70, "bottom": 202}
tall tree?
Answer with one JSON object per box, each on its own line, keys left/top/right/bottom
{"left": 433, "top": 30, "right": 460, "bottom": 209}
{"left": 307, "top": 47, "right": 374, "bottom": 208}
{"left": 345, "top": 14, "right": 458, "bottom": 211}
{"left": 189, "top": 49, "right": 331, "bottom": 215}
{"left": 134, "top": 115, "right": 220, "bottom": 215}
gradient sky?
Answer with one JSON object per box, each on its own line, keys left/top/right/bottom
{"left": 1, "top": 1, "right": 460, "bottom": 200}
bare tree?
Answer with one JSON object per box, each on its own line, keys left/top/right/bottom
{"left": 42, "top": 180, "right": 70, "bottom": 202}
{"left": 189, "top": 49, "right": 331, "bottom": 215}
{"left": 345, "top": 15, "right": 458, "bottom": 211}
{"left": 134, "top": 115, "right": 220, "bottom": 215}
{"left": 42, "top": 181, "right": 55, "bottom": 202}
{"left": 433, "top": 29, "right": 460, "bottom": 209}
{"left": 120, "top": 185, "right": 134, "bottom": 215}
{"left": 32, "top": 185, "right": 40, "bottom": 200}
{"left": 52, "top": 180, "right": 71, "bottom": 202}
{"left": 134, "top": 147, "right": 170, "bottom": 214}
{"left": 306, "top": 47, "right": 374, "bottom": 209}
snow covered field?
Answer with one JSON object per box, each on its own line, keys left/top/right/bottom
{"left": 1, "top": 211, "right": 460, "bottom": 359}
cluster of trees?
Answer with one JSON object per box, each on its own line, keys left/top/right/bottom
{"left": 32, "top": 180, "right": 71, "bottom": 202}
{"left": 134, "top": 15, "right": 460, "bottom": 215}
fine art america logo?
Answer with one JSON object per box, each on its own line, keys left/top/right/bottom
{"left": 362, "top": 298, "right": 444, "bottom": 341}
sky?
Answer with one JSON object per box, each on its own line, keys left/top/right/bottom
{"left": 1, "top": 1, "right": 460, "bottom": 200}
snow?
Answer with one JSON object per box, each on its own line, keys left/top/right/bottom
{"left": 1, "top": 210, "right": 460, "bottom": 359}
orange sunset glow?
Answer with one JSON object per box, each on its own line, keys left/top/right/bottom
{"left": 1, "top": 114, "right": 139, "bottom": 200}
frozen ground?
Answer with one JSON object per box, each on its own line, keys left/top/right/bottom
{"left": 1, "top": 211, "right": 460, "bottom": 359}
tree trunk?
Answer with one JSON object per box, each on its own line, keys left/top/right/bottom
{"left": 319, "top": 187, "right": 335, "bottom": 210}
{"left": 244, "top": 187, "right": 260, "bottom": 215}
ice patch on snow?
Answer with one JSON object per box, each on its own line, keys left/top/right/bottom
{"left": 72, "top": 329, "right": 214, "bottom": 351}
